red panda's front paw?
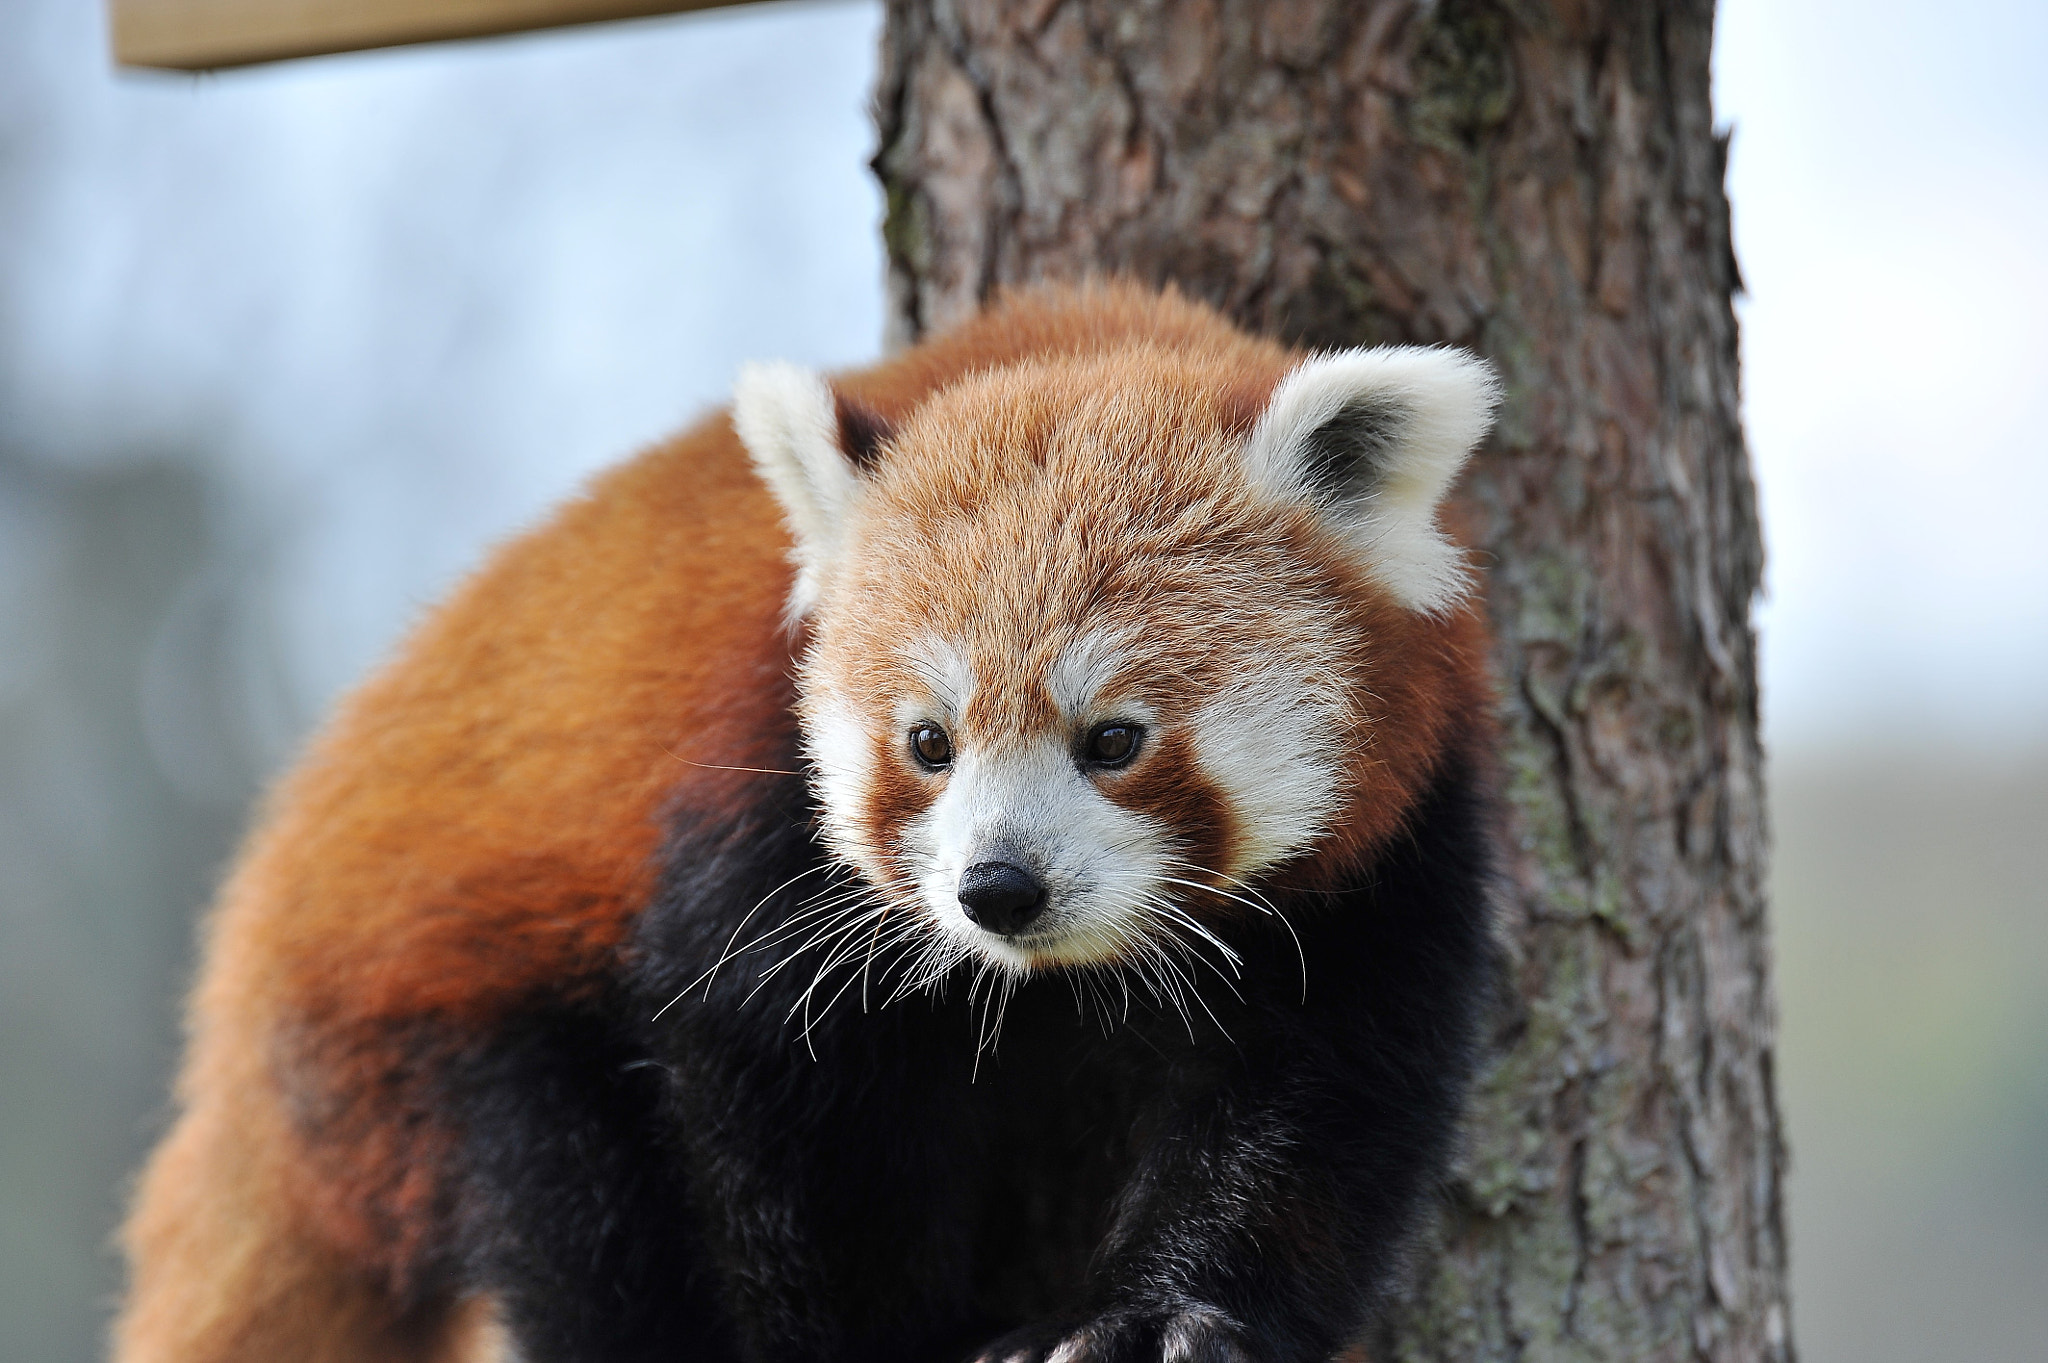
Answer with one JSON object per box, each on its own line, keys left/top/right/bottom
{"left": 970, "top": 1308, "right": 1255, "bottom": 1363}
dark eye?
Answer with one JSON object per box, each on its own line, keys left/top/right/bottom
{"left": 1083, "top": 722, "right": 1142, "bottom": 768}
{"left": 909, "top": 723, "right": 953, "bottom": 770}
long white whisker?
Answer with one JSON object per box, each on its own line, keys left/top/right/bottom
{"left": 858, "top": 905, "right": 900, "bottom": 1012}
{"left": 1161, "top": 867, "right": 1308, "bottom": 1004}
{"left": 794, "top": 922, "right": 893, "bottom": 1054}
{"left": 776, "top": 901, "right": 891, "bottom": 995}
{"left": 712, "top": 879, "right": 875, "bottom": 973}
{"left": 1123, "top": 936, "right": 1189, "bottom": 1037}
{"left": 744, "top": 883, "right": 889, "bottom": 955}
{"left": 653, "top": 861, "right": 839, "bottom": 1020}
{"left": 744, "top": 899, "right": 886, "bottom": 1007}
{"left": 1148, "top": 899, "right": 1245, "bottom": 976}
{"left": 968, "top": 963, "right": 998, "bottom": 1079}
{"left": 1144, "top": 925, "right": 1236, "bottom": 1043}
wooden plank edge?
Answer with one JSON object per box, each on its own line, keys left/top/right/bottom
{"left": 111, "top": 0, "right": 760, "bottom": 71}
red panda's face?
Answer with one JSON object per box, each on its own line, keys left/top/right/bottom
{"left": 734, "top": 341, "right": 1495, "bottom": 984}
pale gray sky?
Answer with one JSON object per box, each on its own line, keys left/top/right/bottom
{"left": 1719, "top": 0, "right": 2048, "bottom": 751}
{"left": 2, "top": 0, "right": 888, "bottom": 786}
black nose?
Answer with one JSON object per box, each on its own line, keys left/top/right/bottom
{"left": 957, "top": 861, "right": 1047, "bottom": 935}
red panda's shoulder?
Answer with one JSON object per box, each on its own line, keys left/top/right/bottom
{"left": 201, "top": 414, "right": 796, "bottom": 1049}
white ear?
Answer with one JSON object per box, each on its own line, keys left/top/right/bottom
{"left": 733, "top": 361, "right": 860, "bottom": 619}
{"left": 1242, "top": 346, "right": 1499, "bottom": 615}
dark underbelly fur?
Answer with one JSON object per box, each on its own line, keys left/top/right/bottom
{"left": 435, "top": 750, "right": 1498, "bottom": 1363}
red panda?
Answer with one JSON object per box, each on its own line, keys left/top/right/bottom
{"left": 116, "top": 283, "right": 1502, "bottom": 1363}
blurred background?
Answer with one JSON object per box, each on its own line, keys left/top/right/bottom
{"left": 0, "top": 0, "right": 2041, "bottom": 1357}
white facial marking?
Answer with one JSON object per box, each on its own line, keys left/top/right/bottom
{"left": 1190, "top": 665, "right": 1345, "bottom": 877}
{"left": 1242, "top": 346, "right": 1499, "bottom": 615}
{"left": 902, "top": 634, "right": 977, "bottom": 720}
{"left": 804, "top": 691, "right": 877, "bottom": 869}
{"left": 907, "top": 736, "right": 1172, "bottom": 972}
{"left": 1048, "top": 627, "right": 1135, "bottom": 718}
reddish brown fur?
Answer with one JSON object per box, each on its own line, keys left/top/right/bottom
{"left": 1109, "top": 727, "right": 1241, "bottom": 885}
{"left": 860, "top": 730, "right": 943, "bottom": 880}
{"left": 117, "top": 282, "right": 1491, "bottom": 1361}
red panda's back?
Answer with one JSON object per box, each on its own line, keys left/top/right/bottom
{"left": 117, "top": 413, "right": 801, "bottom": 1361}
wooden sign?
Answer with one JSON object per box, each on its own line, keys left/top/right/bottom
{"left": 111, "top": 0, "right": 756, "bottom": 70}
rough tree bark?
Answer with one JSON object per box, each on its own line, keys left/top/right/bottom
{"left": 872, "top": 2, "right": 1787, "bottom": 1360}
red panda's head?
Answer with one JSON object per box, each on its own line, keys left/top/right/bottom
{"left": 734, "top": 335, "right": 1496, "bottom": 985}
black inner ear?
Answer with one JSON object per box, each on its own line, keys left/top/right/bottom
{"left": 833, "top": 392, "right": 895, "bottom": 473}
{"left": 1299, "top": 397, "right": 1408, "bottom": 502}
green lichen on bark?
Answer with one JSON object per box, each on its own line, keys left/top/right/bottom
{"left": 1407, "top": 0, "right": 1518, "bottom": 154}
{"left": 880, "top": 176, "right": 930, "bottom": 288}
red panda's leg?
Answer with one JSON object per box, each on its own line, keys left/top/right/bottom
{"left": 113, "top": 1084, "right": 452, "bottom": 1363}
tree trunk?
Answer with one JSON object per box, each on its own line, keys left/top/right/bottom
{"left": 872, "top": 2, "right": 1788, "bottom": 1360}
